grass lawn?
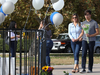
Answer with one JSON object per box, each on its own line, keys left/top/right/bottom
{"left": 50, "top": 53, "right": 100, "bottom": 65}
{"left": 0, "top": 53, "right": 100, "bottom": 66}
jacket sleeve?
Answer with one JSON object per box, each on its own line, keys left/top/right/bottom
{"left": 68, "top": 23, "right": 73, "bottom": 40}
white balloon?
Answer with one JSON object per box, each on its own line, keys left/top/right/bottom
{"left": 0, "top": 12, "right": 5, "bottom": 23}
{"left": 6, "top": 0, "right": 18, "bottom": 4}
{"left": 32, "top": 0, "right": 44, "bottom": 10}
{"left": 0, "top": 0, "right": 6, "bottom": 4}
{"left": 53, "top": 13, "right": 63, "bottom": 26}
{"left": 53, "top": 0, "right": 64, "bottom": 11}
{"left": 2, "top": 2, "right": 15, "bottom": 14}
{"left": 51, "top": 0, "right": 59, "bottom": 4}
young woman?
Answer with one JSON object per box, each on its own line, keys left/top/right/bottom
{"left": 68, "top": 13, "right": 84, "bottom": 73}
{"left": 38, "top": 20, "right": 53, "bottom": 66}
{"left": 45, "top": 22, "right": 53, "bottom": 66}
{"left": 8, "top": 21, "right": 20, "bottom": 57}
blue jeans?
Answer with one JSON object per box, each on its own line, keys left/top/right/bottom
{"left": 82, "top": 41, "right": 95, "bottom": 71}
{"left": 46, "top": 40, "right": 53, "bottom": 66}
{"left": 10, "top": 41, "right": 17, "bottom": 57}
{"left": 71, "top": 41, "right": 82, "bottom": 64}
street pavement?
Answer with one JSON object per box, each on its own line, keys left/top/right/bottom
{"left": 52, "top": 64, "right": 100, "bottom": 75}
{"left": 16, "top": 64, "right": 100, "bottom": 75}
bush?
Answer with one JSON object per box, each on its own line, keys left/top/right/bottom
{"left": 0, "top": 38, "right": 9, "bottom": 52}
{"left": 0, "top": 39, "right": 31, "bottom": 52}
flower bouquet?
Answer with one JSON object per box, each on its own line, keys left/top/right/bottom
{"left": 40, "top": 66, "right": 54, "bottom": 75}
{"left": 82, "top": 24, "right": 90, "bottom": 43}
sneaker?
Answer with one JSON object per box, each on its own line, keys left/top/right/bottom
{"left": 80, "top": 69, "right": 86, "bottom": 73}
{"left": 87, "top": 70, "right": 92, "bottom": 73}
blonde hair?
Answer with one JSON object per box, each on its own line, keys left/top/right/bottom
{"left": 71, "top": 13, "right": 81, "bottom": 26}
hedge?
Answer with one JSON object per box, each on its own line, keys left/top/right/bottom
{"left": 0, "top": 38, "right": 32, "bottom": 52}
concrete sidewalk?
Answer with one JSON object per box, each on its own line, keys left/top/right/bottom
{"left": 52, "top": 64, "right": 100, "bottom": 75}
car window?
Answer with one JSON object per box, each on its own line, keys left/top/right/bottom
{"left": 57, "top": 34, "right": 70, "bottom": 39}
{"left": 57, "top": 35, "right": 65, "bottom": 39}
{"left": 96, "top": 36, "right": 100, "bottom": 41}
{"left": 65, "top": 35, "right": 70, "bottom": 39}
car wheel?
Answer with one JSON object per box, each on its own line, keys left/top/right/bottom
{"left": 64, "top": 46, "right": 72, "bottom": 53}
{"left": 95, "top": 48, "right": 100, "bottom": 53}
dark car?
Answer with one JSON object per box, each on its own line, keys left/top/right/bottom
{"left": 94, "top": 35, "right": 100, "bottom": 53}
{"left": 51, "top": 33, "right": 72, "bottom": 53}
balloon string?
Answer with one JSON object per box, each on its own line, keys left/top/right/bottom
{"left": 44, "top": 4, "right": 51, "bottom": 20}
{"left": 35, "top": 10, "right": 37, "bottom": 14}
{"left": 44, "top": 23, "right": 52, "bottom": 29}
{"left": 43, "top": 4, "right": 51, "bottom": 28}
{"left": 23, "top": 0, "right": 32, "bottom": 31}
{"left": 23, "top": 1, "right": 51, "bottom": 30}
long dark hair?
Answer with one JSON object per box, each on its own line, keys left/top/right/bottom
{"left": 41, "top": 20, "right": 50, "bottom": 31}
{"left": 8, "top": 21, "right": 16, "bottom": 29}
{"left": 71, "top": 13, "right": 81, "bottom": 26}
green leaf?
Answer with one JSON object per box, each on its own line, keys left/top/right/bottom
{"left": 63, "top": 71, "right": 66, "bottom": 73}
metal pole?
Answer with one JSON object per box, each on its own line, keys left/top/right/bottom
{"left": 15, "top": 29, "right": 17, "bottom": 75}
{"left": 9, "top": 30, "right": 11, "bottom": 75}
{"left": 20, "top": 30, "right": 22, "bottom": 75}
{"left": 35, "top": 31, "right": 37, "bottom": 75}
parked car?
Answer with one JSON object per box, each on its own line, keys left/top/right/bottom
{"left": 80, "top": 35, "right": 100, "bottom": 53}
{"left": 94, "top": 35, "right": 100, "bottom": 53}
{"left": 52, "top": 33, "right": 100, "bottom": 53}
{"left": 51, "top": 33, "right": 72, "bottom": 53}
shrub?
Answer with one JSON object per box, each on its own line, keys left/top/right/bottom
{"left": 0, "top": 39, "right": 31, "bottom": 52}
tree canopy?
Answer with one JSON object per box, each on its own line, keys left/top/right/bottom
{"left": 0, "top": 0, "right": 100, "bottom": 38}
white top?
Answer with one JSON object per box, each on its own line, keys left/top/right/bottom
{"left": 8, "top": 30, "right": 18, "bottom": 41}
{"left": 68, "top": 23, "right": 82, "bottom": 40}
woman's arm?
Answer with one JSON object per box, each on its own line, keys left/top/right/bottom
{"left": 16, "top": 35, "right": 20, "bottom": 38}
{"left": 77, "top": 29, "right": 84, "bottom": 40}
{"left": 68, "top": 24, "right": 75, "bottom": 42}
{"left": 10, "top": 35, "right": 20, "bottom": 39}
{"left": 9, "top": 31, "right": 20, "bottom": 39}
{"left": 38, "top": 25, "right": 42, "bottom": 30}
{"left": 10, "top": 36, "right": 15, "bottom": 39}
{"left": 68, "top": 24, "right": 74, "bottom": 40}
{"left": 38, "top": 27, "right": 41, "bottom": 30}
